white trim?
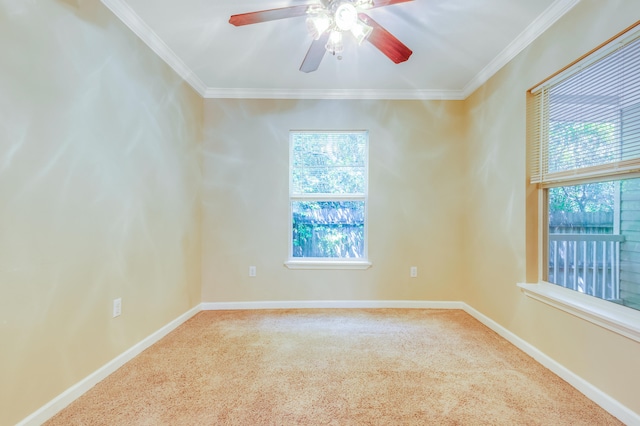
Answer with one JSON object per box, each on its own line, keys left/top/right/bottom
{"left": 463, "top": 302, "right": 639, "bottom": 426}
{"left": 202, "top": 88, "right": 465, "bottom": 100}
{"left": 517, "top": 282, "right": 640, "bottom": 343}
{"left": 100, "top": 0, "right": 208, "bottom": 96}
{"left": 100, "top": 0, "right": 577, "bottom": 101}
{"left": 17, "top": 304, "right": 202, "bottom": 426}
{"left": 18, "top": 299, "right": 639, "bottom": 425}
{"left": 202, "top": 300, "right": 464, "bottom": 310}
{"left": 462, "top": 0, "right": 579, "bottom": 98}
{"left": 531, "top": 23, "right": 640, "bottom": 94}
{"left": 284, "top": 259, "right": 373, "bottom": 270}
{"left": 291, "top": 193, "right": 366, "bottom": 201}
{"left": 288, "top": 131, "right": 369, "bottom": 263}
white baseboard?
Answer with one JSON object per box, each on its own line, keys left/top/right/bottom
{"left": 17, "top": 304, "right": 202, "bottom": 426}
{"left": 201, "top": 300, "right": 465, "bottom": 310}
{"left": 462, "top": 304, "right": 639, "bottom": 426}
{"left": 19, "top": 300, "right": 638, "bottom": 426}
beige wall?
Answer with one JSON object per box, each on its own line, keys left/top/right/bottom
{"left": 202, "top": 6, "right": 640, "bottom": 412}
{"left": 202, "top": 99, "right": 467, "bottom": 303}
{"left": 465, "top": 0, "right": 640, "bottom": 415}
{"left": 0, "top": 1, "right": 203, "bottom": 424}
{"left": 3, "top": 0, "right": 640, "bottom": 423}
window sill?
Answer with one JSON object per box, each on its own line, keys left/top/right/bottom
{"left": 284, "top": 259, "right": 372, "bottom": 270}
{"left": 517, "top": 282, "right": 640, "bottom": 343}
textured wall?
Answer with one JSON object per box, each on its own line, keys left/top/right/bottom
{"left": 464, "top": 0, "right": 640, "bottom": 416}
{"left": 4, "top": 0, "right": 640, "bottom": 423}
{"left": 202, "top": 99, "right": 467, "bottom": 304}
{"left": 0, "top": 1, "right": 203, "bottom": 424}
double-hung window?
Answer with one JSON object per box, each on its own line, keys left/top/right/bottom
{"left": 285, "top": 131, "right": 370, "bottom": 269}
{"left": 528, "top": 27, "right": 640, "bottom": 312}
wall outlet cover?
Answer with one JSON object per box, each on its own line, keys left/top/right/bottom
{"left": 113, "top": 298, "right": 122, "bottom": 318}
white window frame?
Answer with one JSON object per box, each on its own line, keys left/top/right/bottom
{"left": 284, "top": 130, "right": 371, "bottom": 270}
{"left": 521, "top": 24, "right": 640, "bottom": 342}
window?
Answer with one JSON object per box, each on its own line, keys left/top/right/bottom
{"left": 285, "top": 131, "right": 370, "bottom": 269}
{"left": 528, "top": 27, "right": 640, "bottom": 312}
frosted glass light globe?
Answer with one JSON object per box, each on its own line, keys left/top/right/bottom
{"left": 334, "top": 3, "right": 357, "bottom": 31}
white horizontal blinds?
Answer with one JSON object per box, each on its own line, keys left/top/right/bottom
{"left": 528, "top": 89, "right": 548, "bottom": 184}
{"left": 531, "top": 32, "right": 640, "bottom": 186}
{"left": 291, "top": 131, "right": 367, "bottom": 196}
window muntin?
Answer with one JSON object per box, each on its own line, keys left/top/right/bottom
{"left": 289, "top": 131, "right": 368, "bottom": 261}
{"left": 530, "top": 27, "right": 640, "bottom": 311}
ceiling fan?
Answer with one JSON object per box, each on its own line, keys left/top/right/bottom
{"left": 229, "top": 0, "right": 413, "bottom": 73}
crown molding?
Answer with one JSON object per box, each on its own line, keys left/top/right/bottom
{"left": 102, "top": 0, "right": 578, "bottom": 101}
{"left": 461, "top": 0, "right": 580, "bottom": 99}
{"left": 201, "top": 300, "right": 465, "bottom": 310}
{"left": 202, "top": 87, "right": 465, "bottom": 100}
{"left": 100, "top": 0, "right": 208, "bottom": 96}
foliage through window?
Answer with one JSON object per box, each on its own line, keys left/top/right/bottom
{"left": 289, "top": 131, "right": 367, "bottom": 260}
{"left": 529, "top": 28, "right": 640, "bottom": 311}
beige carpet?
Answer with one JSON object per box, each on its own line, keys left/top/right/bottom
{"left": 47, "top": 309, "right": 621, "bottom": 425}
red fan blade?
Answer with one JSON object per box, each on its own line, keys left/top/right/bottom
{"left": 229, "top": 5, "right": 313, "bottom": 26}
{"left": 359, "top": 13, "right": 412, "bottom": 64}
{"left": 300, "top": 32, "right": 330, "bottom": 73}
{"left": 370, "top": 0, "right": 414, "bottom": 8}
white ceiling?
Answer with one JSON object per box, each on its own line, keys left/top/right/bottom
{"left": 101, "top": 0, "right": 579, "bottom": 99}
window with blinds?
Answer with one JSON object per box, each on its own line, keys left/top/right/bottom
{"left": 529, "top": 29, "right": 640, "bottom": 186}
{"left": 289, "top": 131, "right": 368, "bottom": 260}
{"left": 528, "top": 25, "right": 640, "bottom": 311}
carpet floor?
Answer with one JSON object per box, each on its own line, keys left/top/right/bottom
{"left": 46, "top": 309, "right": 622, "bottom": 425}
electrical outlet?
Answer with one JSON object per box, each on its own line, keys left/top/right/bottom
{"left": 113, "top": 298, "right": 122, "bottom": 318}
{"left": 410, "top": 266, "right": 418, "bottom": 278}
{"left": 249, "top": 266, "right": 256, "bottom": 277}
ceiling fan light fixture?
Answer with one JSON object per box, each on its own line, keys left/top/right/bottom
{"left": 350, "top": 20, "right": 373, "bottom": 44}
{"left": 353, "top": 0, "right": 374, "bottom": 10}
{"left": 306, "top": 14, "right": 331, "bottom": 40}
{"left": 325, "top": 30, "right": 344, "bottom": 55}
{"left": 229, "top": 0, "right": 414, "bottom": 72}
{"left": 334, "top": 2, "right": 358, "bottom": 31}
